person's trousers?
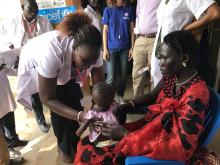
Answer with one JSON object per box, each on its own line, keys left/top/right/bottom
{"left": 132, "top": 36, "right": 155, "bottom": 99}
{"left": 0, "top": 112, "right": 18, "bottom": 145}
{"left": 31, "top": 93, "right": 45, "bottom": 124}
{"left": 50, "top": 79, "right": 83, "bottom": 156}
{"left": 106, "top": 49, "right": 129, "bottom": 97}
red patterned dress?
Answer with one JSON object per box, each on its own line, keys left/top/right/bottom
{"left": 74, "top": 75, "right": 209, "bottom": 165}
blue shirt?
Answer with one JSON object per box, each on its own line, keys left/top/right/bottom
{"left": 102, "top": 6, "right": 134, "bottom": 50}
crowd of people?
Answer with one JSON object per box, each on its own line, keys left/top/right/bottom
{"left": 0, "top": 0, "right": 220, "bottom": 164}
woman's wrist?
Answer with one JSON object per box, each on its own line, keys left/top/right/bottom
{"left": 103, "top": 48, "right": 108, "bottom": 52}
{"left": 77, "top": 111, "right": 83, "bottom": 124}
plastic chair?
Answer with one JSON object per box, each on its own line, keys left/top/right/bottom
{"left": 125, "top": 88, "right": 220, "bottom": 165}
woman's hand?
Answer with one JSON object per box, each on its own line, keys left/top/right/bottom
{"left": 128, "top": 48, "right": 133, "bottom": 61}
{"left": 103, "top": 49, "right": 110, "bottom": 62}
{"left": 88, "top": 117, "right": 104, "bottom": 133}
{"left": 101, "top": 123, "right": 127, "bottom": 141}
{"left": 79, "top": 110, "right": 88, "bottom": 123}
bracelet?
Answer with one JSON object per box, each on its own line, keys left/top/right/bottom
{"left": 77, "top": 111, "right": 83, "bottom": 124}
{"left": 129, "top": 100, "right": 135, "bottom": 107}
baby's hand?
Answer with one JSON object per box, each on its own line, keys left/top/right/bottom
{"left": 89, "top": 117, "right": 104, "bottom": 131}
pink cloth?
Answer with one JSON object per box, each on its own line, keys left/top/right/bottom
{"left": 134, "top": 0, "right": 161, "bottom": 34}
{"left": 84, "top": 101, "right": 118, "bottom": 142}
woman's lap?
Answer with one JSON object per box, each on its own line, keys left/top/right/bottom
{"left": 74, "top": 136, "right": 125, "bottom": 165}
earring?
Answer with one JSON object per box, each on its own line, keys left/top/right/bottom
{"left": 182, "top": 61, "right": 186, "bottom": 68}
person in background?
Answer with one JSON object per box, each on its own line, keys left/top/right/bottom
{"left": 132, "top": 0, "right": 161, "bottom": 100}
{"left": 106, "top": 0, "right": 113, "bottom": 7}
{"left": 1, "top": 0, "right": 53, "bottom": 134}
{"left": 102, "top": 0, "right": 135, "bottom": 104}
{"left": 74, "top": 30, "right": 209, "bottom": 165}
{"left": 0, "top": 63, "right": 23, "bottom": 163}
{"left": 84, "top": 0, "right": 102, "bottom": 31}
{"left": 151, "top": 0, "right": 220, "bottom": 87}
{"left": 17, "top": 12, "right": 104, "bottom": 163}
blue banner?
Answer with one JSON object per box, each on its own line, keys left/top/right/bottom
{"left": 38, "top": 6, "right": 77, "bottom": 24}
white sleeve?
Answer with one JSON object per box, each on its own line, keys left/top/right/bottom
{"left": 38, "top": 42, "right": 62, "bottom": 78}
{"left": 84, "top": 8, "right": 92, "bottom": 18}
{"left": 134, "top": 1, "right": 140, "bottom": 34}
{"left": 186, "top": 0, "right": 215, "bottom": 19}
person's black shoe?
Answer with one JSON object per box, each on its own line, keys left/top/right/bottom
{"left": 38, "top": 121, "right": 50, "bottom": 133}
{"left": 9, "top": 138, "right": 29, "bottom": 148}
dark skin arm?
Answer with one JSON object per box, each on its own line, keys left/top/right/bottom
{"left": 90, "top": 66, "right": 104, "bottom": 107}
{"left": 38, "top": 74, "right": 83, "bottom": 121}
{"left": 91, "top": 66, "right": 105, "bottom": 84}
{"left": 132, "top": 80, "right": 163, "bottom": 107}
{"left": 76, "top": 119, "right": 92, "bottom": 137}
{"left": 38, "top": 66, "right": 104, "bottom": 121}
{"left": 118, "top": 80, "right": 163, "bottom": 114}
{"left": 184, "top": 3, "right": 220, "bottom": 31}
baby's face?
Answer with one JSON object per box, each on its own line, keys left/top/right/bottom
{"left": 92, "top": 94, "right": 111, "bottom": 111}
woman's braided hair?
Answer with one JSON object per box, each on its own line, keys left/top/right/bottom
{"left": 56, "top": 12, "right": 102, "bottom": 50}
{"left": 163, "top": 30, "right": 199, "bottom": 65}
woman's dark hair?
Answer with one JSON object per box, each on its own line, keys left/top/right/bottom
{"left": 56, "top": 12, "right": 102, "bottom": 50}
{"left": 163, "top": 30, "right": 199, "bottom": 64}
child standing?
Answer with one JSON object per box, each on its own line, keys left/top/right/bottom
{"left": 102, "top": 0, "right": 135, "bottom": 104}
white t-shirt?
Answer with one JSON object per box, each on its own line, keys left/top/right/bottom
{"left": 84, "top": 5, "right": 102, "bottom": 32}
{"left": 151, "top": 0, "right": 215, "bottom": 86}
{"left": 17, "top": 30, "right": 103, "bottom": 109}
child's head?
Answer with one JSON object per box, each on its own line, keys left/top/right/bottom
{"left": 92, "top": 82, "right": 115, "bottom": 108}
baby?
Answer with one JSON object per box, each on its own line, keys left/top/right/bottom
{"left": 76, "top": 82, "right": 119, "bottom": 147}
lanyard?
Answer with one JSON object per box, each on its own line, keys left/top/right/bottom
{"left": 23, "top": 19, "right": 37, "bottom": 34}
{"left": 75, "top": 65, "right": 87, "bottom": 86}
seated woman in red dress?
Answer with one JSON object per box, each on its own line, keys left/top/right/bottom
{"left": 74, "top": 31, "right": 209, "bottom": 165}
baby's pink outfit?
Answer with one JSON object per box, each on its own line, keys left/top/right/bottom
{"left": 84, "top": 101, "right": 118, "bottom": 142}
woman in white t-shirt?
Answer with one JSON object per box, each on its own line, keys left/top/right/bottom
{"left": 17, "top": 12, "right": 104, "bottom": 163}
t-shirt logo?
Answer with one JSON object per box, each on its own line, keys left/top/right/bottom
{"left": 123, "top": 12, "right": 129, "bottom": 20}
